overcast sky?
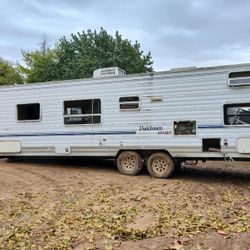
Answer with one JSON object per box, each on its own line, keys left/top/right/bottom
{"left": 1, "top": 0, "right": 250, "bottom": 71}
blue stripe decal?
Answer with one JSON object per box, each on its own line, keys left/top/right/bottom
{"left": 198, "top": 125, "right": 224, "bottom": 129}
{"left": 0, "top": 131, "right": 136, "bottom": 138}
{"left": 0, "top": 125, "right": 226, "bottom": 137}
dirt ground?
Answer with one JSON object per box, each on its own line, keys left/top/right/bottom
{"left": 0, "top": 158, "right": 249, "bottom": 250}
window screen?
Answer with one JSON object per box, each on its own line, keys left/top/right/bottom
{"left": 64, "top": 99, "right": 101, "bottom": 125}
{"left": 224, "top": 103, "right": 250, "bottom": 125}
{"left": 17, "top": 103, "right": 40, "bottom": 121}
{"left": 119, "top": 96, "right": 140, "bottom": 110}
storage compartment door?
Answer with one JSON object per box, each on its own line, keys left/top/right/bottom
{"left": 0, "top": 141, "right": 21, "bottom": 153}
{"left": 237, "top": 138, "right": 250, "bottom": 153}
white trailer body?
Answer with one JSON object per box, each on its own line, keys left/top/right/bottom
{"left": 0, "top": 64, "right": 250, "bottom": 177}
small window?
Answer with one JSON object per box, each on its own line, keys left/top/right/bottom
{"left": 17, "top": 103, "right": 40, "bottom": 121}
{"left": 228, "top": 71, "right": 250, "bottom": 87}
{"left": 64, "top": 99, "right": 101, "bottom": 125}
{"left": 224, "top": 103, "right": 250, "bottom": 125}
{"left": 119, "top": 96, "right": 140, "bottom": 110}
{"left": 174, "top": 120, "right": 196, "bottom": 135}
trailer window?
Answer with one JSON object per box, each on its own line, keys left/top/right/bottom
{"left": 228, "top": 71, "right": 250, "bottom": 87}
{"left": 64, "top": 99, "right": 101, "bottom": 125}
{"left": 174, "top": 120, "right": 196, "bottom": 135}
{"left": 119, "top": 96, "right": 140, "bottom": 110}
{"left": 224, "top": 103, "right": 250, "bottom": 125}
{"left": 17, "top": 103, "right": 40, "bottom": 121}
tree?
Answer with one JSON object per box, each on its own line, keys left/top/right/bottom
{"left": 20, "top": 49, "right": 58, "bottom": 83}
{"left": 0, "top": 58, "right": 23, "bottom": 85}
{"left": 20, "top": 35, "right": 59, "bottom": 83}
{"left": 56, "top": 28, "right": 153, "bottom": 80}
{"left": 21, "top": 28, "right": 153, "bottom": 83}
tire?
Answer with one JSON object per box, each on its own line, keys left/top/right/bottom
{"left": 116, "top": 151, "right": 142, "bottom": 176}
{"left": 147, "top": 152, "right": 175, "bottom": 178}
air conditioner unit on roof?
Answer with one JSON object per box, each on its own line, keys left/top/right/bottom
{"left": 93, "top": 67, "right": 126, "bottom": 78}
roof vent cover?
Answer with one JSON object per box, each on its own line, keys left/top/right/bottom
{"left": 93, "top": 67, "right": 126, "bottom": 78}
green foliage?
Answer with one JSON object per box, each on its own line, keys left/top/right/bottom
{"left": 0, "top": 58, "right": 23, "bottom": 85}
{"left": 20, "top": 49, "right": 58, "bottom": 83}
{"left": 20, "top": 28, "right": 153, "bottom": 83}
{"left": 56, "top": 28, "right": 153, "bottom": 80}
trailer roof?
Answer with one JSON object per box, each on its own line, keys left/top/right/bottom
{"left": 1, "top": 62, "right": 250, "bottom": 91}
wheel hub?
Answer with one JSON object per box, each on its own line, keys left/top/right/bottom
{"left": 121, "top": 154, "right": 137, "bottom": 170}
{"left": 152, "top": 157, "right": 169, "bottom": 175}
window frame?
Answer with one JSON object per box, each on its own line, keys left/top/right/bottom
{"left": 16, "top": 103, "right": 41, "bottom": 123}
{"left": 63, "top": 98, "right": 102, "bottom": 126}
{"left": 173, "top": 120, "right": 197, "bottom": 136}
{"left": 223, "top": 103, "right": 250, "bottom": 126}
{"left": 228, "top": 71, "right": 250, "bottom": 87}
{"left": 119, "top": 96, "right": 140, "bottom": 111}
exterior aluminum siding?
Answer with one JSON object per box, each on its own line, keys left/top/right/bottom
{"left": 0, "top": 63, "right": 250, "bottom": 160}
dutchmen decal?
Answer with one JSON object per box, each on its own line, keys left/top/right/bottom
{"left": 138, "top": 125, "right": 172, "bottom": 135}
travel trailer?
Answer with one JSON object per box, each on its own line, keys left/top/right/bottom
{"left": 0, "top": 64, "right": 250, "bottom": 178}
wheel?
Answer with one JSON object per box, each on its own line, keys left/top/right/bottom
{"left": 116, "top": 151, "right": 142, "bottom": 176}
{"left": 147, "top": 152, "right": 175, "bottom": 178}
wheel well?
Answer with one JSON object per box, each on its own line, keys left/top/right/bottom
{"left": 116, "top": 149, "right": 174, "bottom": 162}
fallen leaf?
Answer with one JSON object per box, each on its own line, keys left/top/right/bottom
{"left": 217, "top": 230, "right": 227, "bottom": 236}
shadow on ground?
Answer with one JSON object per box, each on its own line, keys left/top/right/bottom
{"left": 181, "top": 164, "right": 250, "bottom": 185}
{"left": 5, "top": 157, "right": 250, "bottom": 184}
